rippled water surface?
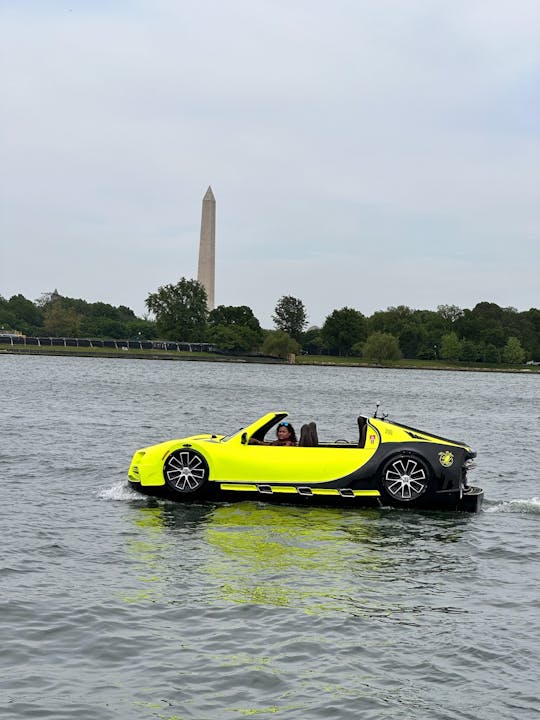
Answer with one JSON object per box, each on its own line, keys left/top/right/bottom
{"left": 2, "top": 355, "right": 539, "bottom": 719}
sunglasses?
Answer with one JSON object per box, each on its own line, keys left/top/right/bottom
{"left": 278, "top": 422, "right": 289, "bottom": 427}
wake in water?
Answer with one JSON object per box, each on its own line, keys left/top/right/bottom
{"left": 98, "top": 480, "right": 142, "bottom": 501}
{"left": 485, "top": 497, "right": 540, "bottom": 514}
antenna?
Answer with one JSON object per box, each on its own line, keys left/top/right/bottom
{"left": 374, "top": 401, "right": 380, "bottom": 418}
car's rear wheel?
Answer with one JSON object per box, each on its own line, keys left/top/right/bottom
{"left": 164, "top": 449, "right": 209, "bottom": 495}
{"left": 379, "top": 454, "right": 431, "bottom": 506}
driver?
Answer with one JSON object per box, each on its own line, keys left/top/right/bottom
{"left": 250, "top": 421, "right": 297, "bottom": 446}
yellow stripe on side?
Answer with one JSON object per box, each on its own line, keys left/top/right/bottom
{"left": 220, "top": 483, "right": 258, "bottom": 492}
{"left": 310, "top": 489, "right": 380, "bottom": 497}
{"left": 219, "top": 484, "right": 381, "bottom": 498}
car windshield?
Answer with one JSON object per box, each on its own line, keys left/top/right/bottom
{"left": 219, "top": 426, "right": 246, "bottom": 443}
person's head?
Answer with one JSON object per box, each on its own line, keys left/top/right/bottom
{"left": 276, "top": 421, "right": 297, "bottom": 443}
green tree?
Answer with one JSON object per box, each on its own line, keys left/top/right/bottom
{"left": 209, "top": 305, "right": 261, "bottom": 330}
{"left": 36, "top": 291, "right": 147, "bottom": 339}
{"left": 368, "top": 305, "right": 414, "bottom": 336}
{"left": 366, "top": 305, "right": 431, "bottom": 358}
{"left": 440, "top": 332, "right": 462, "bottom": 362}
{"left": 361, "top": 332, "right": 402, "bottom": 364}
{"left": 322, "top": 307, "right": 366, "bottom": 355}
{"left": 437, "top": 304, "right": 464, "bottom": 324}
{"left": 43, "top": 302, "right": 81, "bottom": 336}
{"left": 207, "top": 304, "right": 262, "bottom": 352}
{"left": 460, "top": 340, "right": 481, "bottom": 362}
{"left": 125, "top": 319, "right": 157, "bottom": 340}
{"left": 207, "top": 324, "right": 261, "bottom": 353}
{"left": 483, "top": 344, "right": 500, "bottom": 363}
{"left": 272, "top": 296, "right": 308, "bottom": 340}
{"left": 416, "top": 345, "right": 438, "bottom": 360}
{"left": 470, "top": 303, "right": 506, "bottom": 347}
{"left": 0, "top": 295, "right": 18, "bottom": 332}
{"left": 398, "top": 324, "right": 426, "bottom": 359}
{"left": 261, "top": 330, "right": 300, "bottom": 359}
{"left": 145, "top": 277, "right": 208, "bottom": 341}
{"left": 301, "top": 326, "right": 326, "bottom": 354}
{"left": 502, "top": 336, "right": 526, "bottom": 364}
{"left": 521, "top": 309, "right": 540, "bottom": 360}
{"left": 6, "top": 294, "right": 43, "bottom": 332}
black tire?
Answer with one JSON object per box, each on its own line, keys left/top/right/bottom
{"left": 163, "top": 449, "right": 209, "bottom": 495}
{"left": 379, "top": 454, "right": 432, "bottom": 506}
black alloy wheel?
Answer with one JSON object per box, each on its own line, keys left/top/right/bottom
{"left": 380, "top": 454, "right": 431, "bottom": 505}
{"left": 163, "top": 449, "right": 209, "bottom": 495}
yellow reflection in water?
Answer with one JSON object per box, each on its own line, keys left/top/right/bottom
{"left": 122, "top": 506, "right": 169, "bottom": 603}
{"left": 204, "top": 502, "right": 381, "bottom": 614}
{"left": 122, "top": 501, "right": 384, "bottom": 614}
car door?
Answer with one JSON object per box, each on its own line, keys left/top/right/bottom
{"left": 212, "top": 442, "right": 377, "bottom": 485}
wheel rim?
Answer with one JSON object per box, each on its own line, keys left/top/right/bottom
{"left": 382, "top": 456, "right": 429, "bottom": 502}
{"left": 164, "top": 450, "right": 207, "bottom": 493}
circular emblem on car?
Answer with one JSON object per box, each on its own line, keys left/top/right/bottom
{"left": 438, "top": 450, "right": 454, "bottom": 468}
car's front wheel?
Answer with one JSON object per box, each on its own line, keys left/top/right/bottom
{"left": 163, "top": 449, "right": 209, "bottom": 496}
{"left": 379, "top": 454, "right": 432, "bottom": 506}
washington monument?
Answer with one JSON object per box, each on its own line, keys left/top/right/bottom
{"left": 197, "top": 186, "right": 216, "bottom": 310}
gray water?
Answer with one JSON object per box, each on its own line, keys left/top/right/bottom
{"left": 1, "top": 355, "right": 539, "bottom": 720}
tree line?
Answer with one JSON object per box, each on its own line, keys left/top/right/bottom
{"left": 1, "top": 281, "right": 539, "bottom": 364}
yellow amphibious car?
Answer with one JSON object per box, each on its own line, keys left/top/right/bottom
{"left": 128, "top": 410, "right": 483, "bottom": 512}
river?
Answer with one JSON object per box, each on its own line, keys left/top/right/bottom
{"left": 1, "top": 355, "right": 539, "bottom": 719}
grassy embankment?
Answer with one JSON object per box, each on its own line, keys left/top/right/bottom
{"left": 2, "top": 343, "right": 539, "bottom": 373}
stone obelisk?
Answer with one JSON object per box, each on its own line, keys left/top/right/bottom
{"left": 197, "top": 186, "right": 216, "bottom": 310}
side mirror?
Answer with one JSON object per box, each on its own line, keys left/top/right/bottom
{"left": 241, "top": 432, "right": 248, "bottom": 445}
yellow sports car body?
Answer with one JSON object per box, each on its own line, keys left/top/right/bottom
{"left": 127, "top": 411, "right": 482, "bottom": 511}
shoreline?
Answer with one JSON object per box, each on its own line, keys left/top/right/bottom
{"left": 1, "top": 345, "right": 538, "bottom": 375}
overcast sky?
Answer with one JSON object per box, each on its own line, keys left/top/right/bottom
{"left": 1, "top": 0, "right": 539, "bottom": 328}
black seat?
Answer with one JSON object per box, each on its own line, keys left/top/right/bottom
{"left": 299, "top": 424, "right": 312, "bottom": 446}
{"left": 357, "top": 417, "right": 367, "bottom": 448}
{"left": 299, "top": 422, "right": 318, "bottom": 447}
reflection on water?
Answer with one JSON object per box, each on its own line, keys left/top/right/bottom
{"left": 123, "top": 499, "right": 473, "bottom": 617}
{"left": 204, "top": 502, "right": 382, "bottom": 614}
{"left": 122, "top": 507, "right": 170, "bottom": 604}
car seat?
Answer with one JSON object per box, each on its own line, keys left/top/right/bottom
{"left": 357, "top": 416, "right": 367, "bottom": 448}
{"left": 299, "top": 422, "right": 319, "bottom": 447}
